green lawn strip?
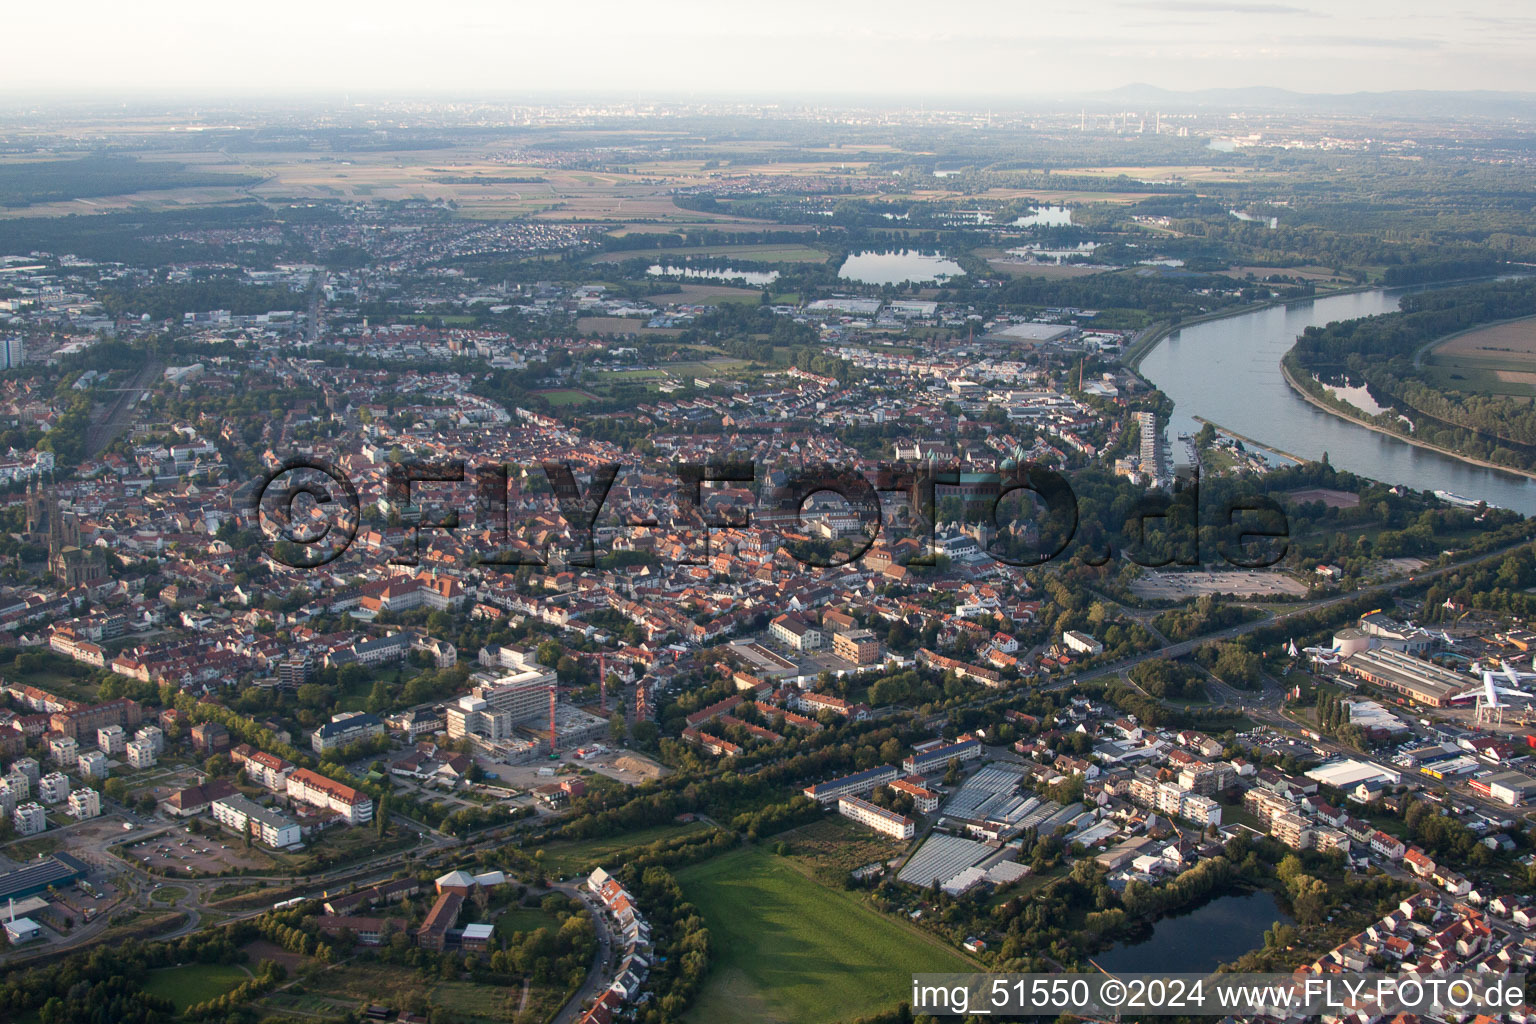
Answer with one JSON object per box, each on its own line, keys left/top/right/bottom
{"left": 535, "top": 821, "right": 713, "bottom": 877}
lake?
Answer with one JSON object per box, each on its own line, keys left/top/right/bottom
{"left": 1096, "top": 890, "right": 1289, "bottom": 975}
{"left": 839, "top": 250, "right": 963, "bottom": 285}
{"left": 1014, "top": 205, "right": 1073, "bottom": 227}
{"left": 647, "top": 264, "right": 778, "bottom": 286}
{"left": 1136, "top": 287, "right": 1536, "bottom": 515}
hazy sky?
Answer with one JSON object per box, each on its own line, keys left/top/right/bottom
{"left": 8, "top": 0, "right": 1536, "bottom": 99}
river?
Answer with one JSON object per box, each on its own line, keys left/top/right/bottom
{"left": 1137, "top": 288, "right": 1536, "bottom": 516}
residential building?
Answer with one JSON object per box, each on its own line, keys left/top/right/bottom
{"left": 12, "top": 802, "right": 46, "bottom": 836}
{"left": 831, "top": 629, "right": 881, "bottom": 666}
{"left": 1062, "top": 631, "right": 1103, "bottom": 656}
{"left": 134, "top": 725, "right": 164, "bottom": 753}
{"left": 903, "top": 737, "right": 983, "bottom": 775}
{"left": 286, "top": 768, "right": 374, "bottom": 825}
{"left": 418, "top": 890, "right": 463, "bottom": 951}
{"left": 769, "top": 613, "right": 822, "bottom": 651}
{"left": 37, "top": 772, "right": 68, "bottom": 804}
{"left": 67, "top": 788, "right": 101, "bottom": 819}
{"left": 838, "top": 795, "right": 915, "bottom": 839}
{"left": 311, "top": 711, "right": 385, "bottom": 753}
{"left": 191, "top": 721, "right": 231, "bottom": 754}
{"left": 47, "top": 735, "right": 77, "bottom": 765}
{"left": 803, "top": 765, "right": 899, "bottom": 804}
{"left": 244, "top": 751, "right": 295, "bottom": 791}
{"left": 126, "top": 738, "right": 157, "bottom": 768}
{"left": 96, "top": 725, "right": 126, "bottom": 755}
{"left": 889, "top": 777, "right": 940, "bottom": 813}
{"left": 77, "top": 749, "right": 108, "bottom": 779}
{"left": 212, "top": 794, "right": 302, "bottom": 848}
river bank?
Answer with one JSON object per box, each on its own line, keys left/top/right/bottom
{"left": 1123, "top": 284, "right": 1375, "bottom": 372}
{"left": 1277, "top": 358, "right": 1536, "bottom": 484}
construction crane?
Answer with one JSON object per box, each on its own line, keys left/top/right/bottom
{"left": 548, "top": 684, "right": 558, "bottom": 755}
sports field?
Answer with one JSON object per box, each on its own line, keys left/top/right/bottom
{"left": 678, "top": 847, "right": 973, "bottom": 1024}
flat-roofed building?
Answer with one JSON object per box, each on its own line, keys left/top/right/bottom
{"left": 213, "top": 793, "right": 301, "bottom": 848}
{"left": 832, "top": 629, "right": 881, "bottom": 666}
{"left": 12, "top": 802, "right": 46, "bottom": 836}
{"left": 126, "top": 738, "right": 157, "bottom": 768}
{"left": 67, "top": 788, "right": 101, "bottom": 819}
{"left": 96, "top": 725, "right": 126, "bottom": 755}
{"left": 1338, "top": 648, "right": 1465, "bottom": 707}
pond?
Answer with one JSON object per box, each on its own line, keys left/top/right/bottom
{"left": 839, "top": 250, "right": 962, "bottom": 285}
{"left": 1014, "top": 205, "right": 1073, "bottom": 227}
{"left": 1095, "top": 890, "right": 1290, "bottom": 975}
{"left": 647, "top": 264, "right": 778, "bottom": 286}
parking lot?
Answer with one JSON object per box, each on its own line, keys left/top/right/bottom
{"left": 125, "top": 829, "right": 275, "bottom": 875}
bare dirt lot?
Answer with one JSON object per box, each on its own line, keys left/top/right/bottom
{"left": 1285, "top": 487, "right": 1361, "bottom": 509}
{"left": 1130, "top": 569, "right": 1308, "bottom": 600}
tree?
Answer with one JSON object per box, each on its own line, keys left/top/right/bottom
{"left": 608, "top": 712, "right": 627, "bottom": 744}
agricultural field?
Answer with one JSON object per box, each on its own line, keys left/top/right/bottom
{"left": 590, "top": 243, "right": 828, "bottom": 264}
{"left": 1422, "top": 315, "right": 1536, "bottom": 396}
{"left": 575, "top": 316, "right": 680, "bottom": 336}
{"left": 678, "top": 847, "right": 973, "bottom": 1024}
{"left": 644, "top": 283, "right": 766, "bottom": 305}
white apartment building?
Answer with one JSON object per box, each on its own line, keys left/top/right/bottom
{"left": 37, "top": 772, "right": 69, "bottom": 805}
{"left": 837, "top": 795, "right": 915, "bottom": 840}
{"left": 78, "top": 750, "right": 109, "bottom": 779}
{"left": 285, "top": 768, "right": 373, "bottom": 825}
{"left": 1062, "top": 630, "right": 1103, "bottom": 656}
{"left": 243, "top": 751, "right": 294, "bottom": 791}
{"left": 13, "top": 802, "right": 47, "bottom": 836}
{"left": 67, "top": 788, "right": 101, "bottom": 819}
{"left": 213, "top": 793, "right": 302, "bottom": 848}
{"left": 126, "top": 738, "right": 157, "bottom": 768}
{"left": 97, "top": 725, "right": 126, "bottom": 755}
{"left": 135, "top": 725, "right": 165, "bottom": 753}
{"left": 0, "top": 772, "right": 29, "bottom": 802}
{"left": 48, "top": 735, "right": 78, "bottom": 765}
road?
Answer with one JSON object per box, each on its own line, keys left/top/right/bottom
{"left": 550, "top": 881, "right": 616, "bottom": 1024}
